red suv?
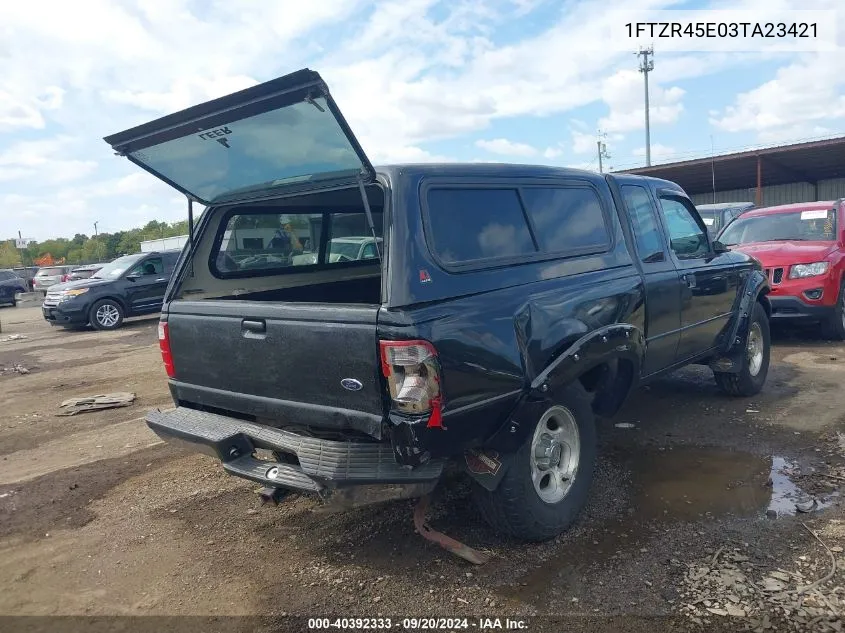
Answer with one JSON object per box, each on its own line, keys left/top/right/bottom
{"left": 718, "top": 200, "right": 845, "bottom": 339}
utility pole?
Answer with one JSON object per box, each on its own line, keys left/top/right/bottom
{"left": 93, "top": 221, "right": 100, "bottom": 263}
{"left": 637, "top": 46, "right": 654, "bottom": 167}
{"left": 596, "top": 130, "right": 610, "bottom": 174}
{"left": 710, "top": 135, "right": 717, "bottom": 203}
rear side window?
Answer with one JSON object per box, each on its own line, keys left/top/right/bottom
{"left": 426, "top": 188, "right": 536, "bottom": 265}
{"left": 0, "top": 271, "right": 12, "bottom": 280}
{"left": 520, "top": 187, "right": 609, "bottom": 253}
{"left": 212, "top": 210, "right": 383, "bottom": 277}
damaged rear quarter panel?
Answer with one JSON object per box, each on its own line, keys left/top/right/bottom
{"left": 378, "top": 168, "right": 646, "bottom": 458}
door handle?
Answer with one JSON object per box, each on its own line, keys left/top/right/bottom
{"left": 241, "top": 319, "right": 266, "bottom": 333}
{"left": 156, "top": 278, "right": 167, "bottom": 282}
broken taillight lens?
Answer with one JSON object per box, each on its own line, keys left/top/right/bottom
{"left": 379, "top": 340, "right": 443, "bottom": 427}
{"left": 158, "top": 321, "right": 175, "bottom": 378}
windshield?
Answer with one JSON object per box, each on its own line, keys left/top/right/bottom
{"left": 328, "top": 241, "right": 362, "bottom": 259}
{"left": 91, "top": 255, "right": 144, "bottom": 280}
{"left": 720, "top": 209, "right": 837, "bottom": 246}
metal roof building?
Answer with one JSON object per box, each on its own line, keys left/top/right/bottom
{"left": 617, "top": 136, "right": 845, "bottom": 208}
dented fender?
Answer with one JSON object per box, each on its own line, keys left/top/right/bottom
{"left": 476, "top": 324, "right": 644, "bottom": 466}
{"left": 710, "top": 269, "right": 770, "bottom": 373}
{"left": 532, "top": 323, "right": 645, "bottom": 394}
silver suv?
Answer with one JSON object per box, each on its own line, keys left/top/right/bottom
{"left": 32, "top": 266, "right": 74, "bottom": 295}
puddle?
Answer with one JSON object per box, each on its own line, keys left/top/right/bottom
{"left": 631, "top": 447, "right": 771, "bottom": 521}
{"left": 768, "top": 456, "right": 836, "bottom": 517}
{"left": 499, "top": 446, "right": 831, "bottom": 605}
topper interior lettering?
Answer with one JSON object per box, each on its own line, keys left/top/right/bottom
{"left": 198, "top": 127, "right": 232, "bottom": 140}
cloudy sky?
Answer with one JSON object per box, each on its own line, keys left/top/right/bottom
{"left": 1, "top": 0, "right": 843, "bottom": 241}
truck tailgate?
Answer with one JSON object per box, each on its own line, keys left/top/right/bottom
{"left": 165, "top": 300, "right": 386, "bottom": 437}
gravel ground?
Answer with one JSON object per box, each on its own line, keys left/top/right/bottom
{"left": 1, "top": 304, "right": 845, "bottom": 632}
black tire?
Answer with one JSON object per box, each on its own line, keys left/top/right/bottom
{"left": 472, "top": 382, "right": 597, "bottom": 541}
{"left": 89, "top": 299, "right": 124, "bottom": 331}
{"left": 714, "top": 301, "right": 770, "bottom": 397}
{"left": 10, "top": 297, "right": 16, "bottom": 308}
{"left": 821, "top": 282, "right": 845, "bottom": 341}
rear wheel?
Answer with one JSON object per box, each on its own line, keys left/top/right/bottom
{"left": 821, "top": 282, "right": 845, "bottom": 341}
{"left": 714, "top": 301, "right": 770, "bottom": 396}
{"left": 472, "top": 382, "right": 596, "bottom": 541}
{"left": 90, "top": 299, "right": 124, "bottom": 331}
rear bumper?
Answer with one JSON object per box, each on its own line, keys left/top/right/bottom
{"left": 769, "top": 296, "right": 835, "bottom": 321}
{"left": 146, "top": 407, "right": 444, "bottom": 493}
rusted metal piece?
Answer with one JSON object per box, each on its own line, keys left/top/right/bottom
{"left": 412, "top": 494, "right": 491, "bottom": 565}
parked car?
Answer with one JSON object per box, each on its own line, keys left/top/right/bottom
{"left": 695, "top": 202, "right": 755, "bottom": 237}
{"left": 292, "top": 236, "right": 383, "bottom": 265}
{"left": 67, "top": 264, "right": 104, "bottom": 281}
{"left": 41, "top": 251, "right": 180, "bottom": 330}
{"left": 0, "top": 269, "right": 27, "bottom": 307}
{"left": 32, "top": 265, "right": 75, "bottom": 295}
{"left": 104, "top": 68, "right": 771, "bottom": 544}
{"left": 12, "top": 266, "right": 39, "bottom": 292}
{"left": 718, "top": 200, "right": 845, "bottom": 339}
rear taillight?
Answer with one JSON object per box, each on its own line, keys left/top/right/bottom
{"left": 158, "top": 321, "right": 175, "bottom": 378}
{"left": 379, "top": 340, "right": 443, "bottom": 428}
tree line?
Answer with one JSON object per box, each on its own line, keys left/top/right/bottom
{"left": 0, "top": 219, "right": 189, "bottom": 269}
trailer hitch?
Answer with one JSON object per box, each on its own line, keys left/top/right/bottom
{"left": 412, "top": 495, "right": 491, "bottom": 565}
{"left": 258, "top": 486, "right": 289, "bottom": 505}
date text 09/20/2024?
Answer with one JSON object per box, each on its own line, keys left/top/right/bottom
{"left": 307, "top": 618, "right": 529, "bottom": 630}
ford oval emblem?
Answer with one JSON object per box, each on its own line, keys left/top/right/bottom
{"left": 341, "top": 378, "right": 363, "bottom": 391}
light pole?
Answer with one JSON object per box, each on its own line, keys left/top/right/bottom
{"left": 637, "top": 46, "right": 655, "bottom": 167}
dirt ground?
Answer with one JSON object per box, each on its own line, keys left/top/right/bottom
{"left": 3, "top": 301, "right": 845, "bottom": 632}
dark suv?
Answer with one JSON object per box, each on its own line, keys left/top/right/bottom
{"left": 0, "top": 269, "right": 27, "bottom": 307}
{"left": 104, "top": 69, "right": 771, "bottom": 547}
{"left": 42, "top": 250, "right": 180, "bottom": 330}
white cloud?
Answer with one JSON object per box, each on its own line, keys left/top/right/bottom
{"left": 598, "top": 69, "right": 685, "bottom": 133}
{"left": 0, "top": 136, "right": 97, "bottom": 185}
{"left": 571, "top": 130, "right": 596, "bottom": 155}
{"left": 476, "top": 138, "right": 538, "bottom": 157}
{"left": 632, "top": 143, "right": 677, "bottom": 164}
{"left": 103, "top": 75, "right": 260, "bottom": 114}
{"left": 0, "top": 0, "right": 831, "bottom": 240}
{"left": 710, "top": 54, "right": 845, "bottom": 140}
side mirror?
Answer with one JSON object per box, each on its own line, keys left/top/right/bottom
{"left": 125, "top": 274, "right": 139, "bottom": 282}
{"left": 712, "top": 240, "right": 730, "bottom": 254}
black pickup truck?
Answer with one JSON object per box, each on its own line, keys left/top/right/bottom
{"left": 104, "top": 69, "right": 771, "bottom": 546}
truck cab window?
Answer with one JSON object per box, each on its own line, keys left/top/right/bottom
{"left": 659, "top": 198, "right": 709, "bottom": 259}
{"left": 621, "top": 185, "right": 664, "bottom": 262}
{"left": 213, "top": 210, "right": 383, "bottom": 276}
